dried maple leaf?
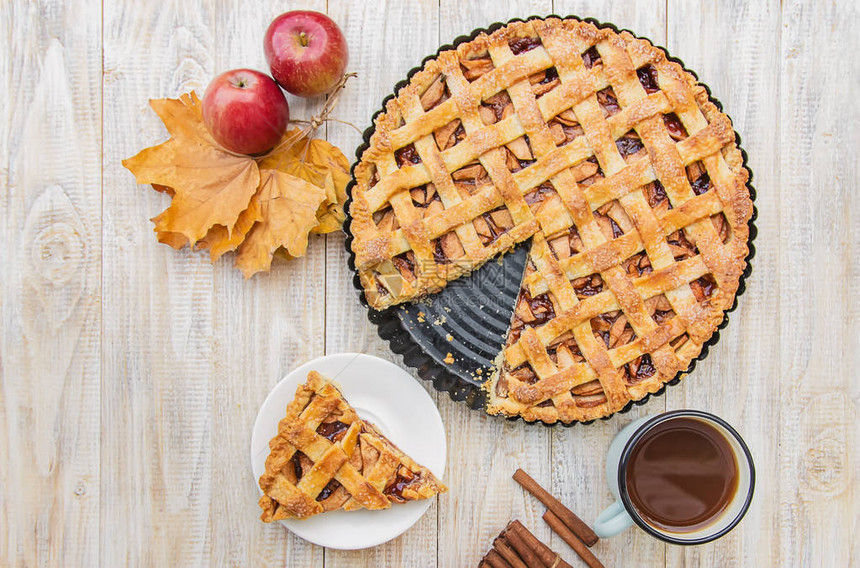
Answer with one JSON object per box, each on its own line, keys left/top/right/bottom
{"left": 312, "top": 171, "right": 344, "bottom": 234}
{"left": 196, "top": 195, "right": 263, "bottom": 261}
{"left": 154, "top": 198, "right": 262, "bottom": 261}
{"left": 152, "top": 183, "right": 175, "bottom": 196}
{"left": 125, "top": 78, "right": 355, "bottom": 276}
{"left": 156, "top": 230, "right": 188, "bottom": 250}
{"left": 122, "top": 92, "right": 260, "bottom": 245}
{"left": 235, "top": 170, "right": 326, "bottom": 278}
{"left": 258, "top": 128, "right": 349, "bottom": 234}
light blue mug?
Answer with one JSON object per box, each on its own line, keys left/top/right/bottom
{"left": 594, "top": 409, "right": 755, "bottom": 545}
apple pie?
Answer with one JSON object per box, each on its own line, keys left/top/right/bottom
{"left": 258, "top": 371, "right": 446, "bottom": 520}
{"left": 348, "top": 17, "right": 752, "bottom": 423}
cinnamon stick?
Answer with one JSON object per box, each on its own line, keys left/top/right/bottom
{"left": 492, "top": 539, "right": 528, "bottom": 568}
{"left": 481, "top": 549, "right": 515, "bottom": 568}
{"left": 543, "top": 510, "right": 605, "bottom": 568}
{"left": 513, "top": 468, "right": 599, "bottom": 546}
{"left": 509, "top": 520, "right": 573, "bottom": 568}
{"left": 498, "top": 526, "right": 546, "bottom": 568}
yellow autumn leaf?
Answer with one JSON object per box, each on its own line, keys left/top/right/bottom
{"left": 125, "top": 87, "right": 354, "bottom": 274}
{"left": 235, "top": 170, "right": 327, "bottom": 278}
{"left": 152, "top": 183, "right": 175, "bottom": 196}
{"left": 122, "top": 92, "right": 260, "bottom": 245}
{"left": 156, "top": 230, "right": 188, "bottom": 250}
{"left": 273, "top": 247, "right": 294, "bottom": 261}
{"left": 312, "top": 171, "right": 345, "bottom": 234}
{"left": 196, "top": 194, "right": 264, "bottom": 261}
{"left": 282, "top": 159, "right": 327, "bottom": 188}
{"left": 257, "top": 128, "right": 349, "bottom": 234}
{"left": 154, "top": 202, "right": 261, "bottom": 260}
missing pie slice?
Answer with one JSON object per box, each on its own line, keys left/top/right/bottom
{"left": 258, "top": 371, "right": 447, "bottom": 521}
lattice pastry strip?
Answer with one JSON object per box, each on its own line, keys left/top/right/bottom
{"left": 350, "top": 18, "right": 752, "bottom": 423}
{"left": 258, "top": 372, "right": 446, "bottom": 520}
{"left": 484, "top": 23, "right": 664, "bottom": 419}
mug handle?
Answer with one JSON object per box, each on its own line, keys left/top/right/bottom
{"left": 594, "top": 500, "right": 633, "bottom": 538}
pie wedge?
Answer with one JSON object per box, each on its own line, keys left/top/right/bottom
{"left": 258, "top": 371, "right": 447, "bottom": 521}
{"left": 348, "top": 17, "right": 752, "bottom": 423}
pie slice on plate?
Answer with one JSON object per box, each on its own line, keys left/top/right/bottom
{"left": 348, "top": 17, "right": 752, "bottom": 423}
{"left": 258, "top": 371, "right": 447, "bottom": 521}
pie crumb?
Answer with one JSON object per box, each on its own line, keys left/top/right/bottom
{"left": 443, "top": 352, "right": 455, "bottom": 364}
{"left": 446, "top": 334, "right": 453, "bottom": 341}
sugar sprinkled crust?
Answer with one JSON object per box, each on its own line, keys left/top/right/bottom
{"left": 258, "top": 371, "right": 446, "bottom": 520}
{"left": 348, "top": 17, "right": 752, "bottom": 423}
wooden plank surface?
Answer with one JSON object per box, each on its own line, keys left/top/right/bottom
{"left": 323, "top": 2, "right": 441, "bottom": 567}
{"left": 0, "top": 1, "right": 102, "bottom": 566}
{"left": 665, "top": 2, "right": 782, "bottom": 567}
{"left": 0, "top": 0, "right": 858, "bottom": 566}
{"left": 778, "top": 1, "right": 859, "bottom": 566}
{"left": 101, "top": 2, "right": 215, "bottom": 564}
{"left": 101, "top": 1, "right": 325, "bottom": 565}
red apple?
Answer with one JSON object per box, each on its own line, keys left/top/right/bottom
{"left": 264, "top": 11, "right": 348, "bottom": 97}
{"left": 201, "top": 69, "right": 289, "bottom": 155}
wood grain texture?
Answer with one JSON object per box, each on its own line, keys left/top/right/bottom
{"left": 324, "top": 2, "right": 441, "bottom": 566}
{"left": 778, "top": 1, "right": 859, "bottom": 566}
{"left": 0, "top": 1, "right": 102, "bottom": 566}
{"left": 1, "top": 1, "right": 858, "bottom": 566}
{"left": 101, "top": 2, "right": 220, "bottom": 563}
{"left": 101, "top": 0, "right": 325, "bottom": 565}
{"left": 206, "top": 2, "right": 326, "bottom": 567}
{"left": 665, "top": 1, "right": 782, "bottom": 567}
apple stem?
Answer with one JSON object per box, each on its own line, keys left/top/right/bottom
{"left": 299, "top": 31, "right": 308, "bottom": 47}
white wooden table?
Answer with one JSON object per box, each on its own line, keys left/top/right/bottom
{"left": 2, "top": 0, "right": 858, "bottom": 566}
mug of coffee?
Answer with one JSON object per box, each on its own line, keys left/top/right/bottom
{"left": 594, "top": 409, "right": 754, "bottom": 545}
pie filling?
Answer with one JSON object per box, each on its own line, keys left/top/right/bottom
{"left": 664, "top": 113, "right": 688, "bottom": 140}
{"left": 581, "top": 46, "right": 602, "bottom": 69}
{"left": 461, "top": 55, "right": 494, "bottom": 82}
{"left": 509, "top": 35, "right": 542, "bottom": 55}
{"left": 597, "top": 87, "right": 621, "bottom": 117}
{"left": 316, "top": 479, "right": 343, "bottom": 502}
{"left": 616, "top": 132, "right": 646, "bottom": 161}
{"left": 350, "top": 18, "right": 752, "bottom": 423}
{"left": 530, "top": 66, "right": 560, "bottom": 98}
{"left": 383, "top": 466, "right": 424, "bottom": 503}
{"left": 395, "top": 143, "right": 421, "bottom": 167}
{"left": 258, "top": 372, "right": 446, "bottom": 521}
{"left": 290, "top": 451, "right": 307, "bottom": 482}
{"left": 316, "top": 419, "right": 349, "bottom": 442}
{"left": 637, "top": 64, "right": 660, "bottom": 93}
{"left": 420, "top": 74, "right": 451, "bottom": 111}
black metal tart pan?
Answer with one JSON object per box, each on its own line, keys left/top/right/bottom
{"left": 341, "top": 15, "right": 758, "bottom": 426}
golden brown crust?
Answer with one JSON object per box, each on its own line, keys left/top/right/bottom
{"left": 349, "top": 18, "right": 752, "bottom": 423}
{"left": 258, "top": 371, "right": 447, "bottom": 521}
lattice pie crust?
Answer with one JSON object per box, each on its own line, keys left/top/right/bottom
{"left": 349, "top": 18, "right": 752, "bottom": 423}
{"left": 259, "top": 371, "right": 446, "bottom": 520}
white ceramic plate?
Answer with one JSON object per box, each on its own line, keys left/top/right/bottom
{"left": 250, "top": 353, "right": 447, "bottom": 550}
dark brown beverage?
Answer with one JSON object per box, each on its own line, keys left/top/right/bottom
{"left": 624, "top": 417, "right": 738, "bottom": 533}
